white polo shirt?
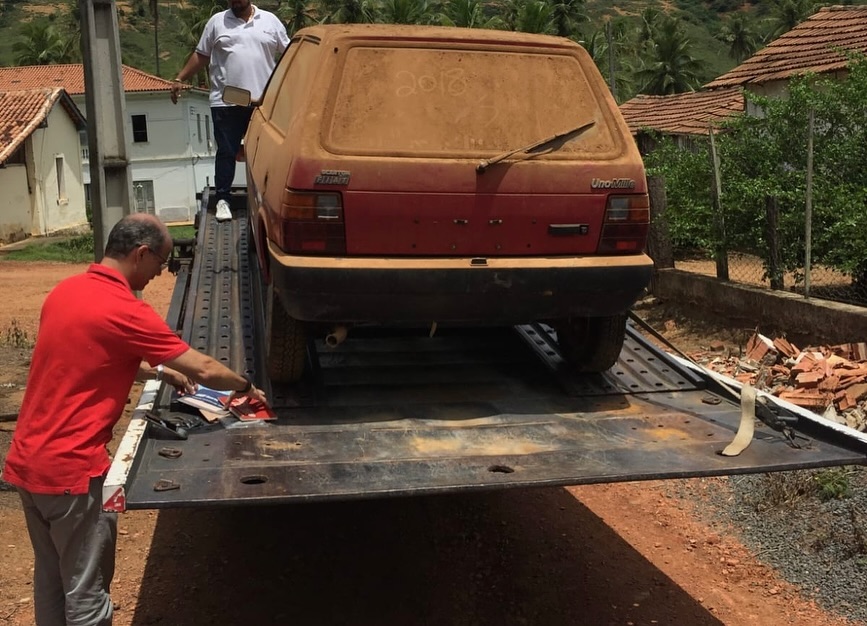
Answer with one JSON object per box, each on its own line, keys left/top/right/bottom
{"left": 196, "top": 6, "right": 290, "bottom": 107}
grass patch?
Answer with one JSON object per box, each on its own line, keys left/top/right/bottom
{"left": 2, "top": 225, "right": 195, "bottom": 263}
{"left": 2, "top": 234, "right": 95, "bottom": 263}
{"left": 168, "top": 225, "right": 196, "bottom": 240}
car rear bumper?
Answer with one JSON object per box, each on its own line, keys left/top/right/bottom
{"left": 268, "top": 243, "right": 653, "bottom": 323}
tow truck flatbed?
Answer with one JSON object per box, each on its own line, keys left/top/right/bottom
{"left": 103, "top": 205, "right": 867, "bottom": 511}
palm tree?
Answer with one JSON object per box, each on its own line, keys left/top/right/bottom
{"left": 320, "top": 0, "right": 377, "bottom": 23}
{"left": 13, "top": 20, "right": 76, "bottom": 65}
{"left": 767, "top": 0, "right": 814, "bottom": 40}
{"left": 436, "top": 0, "right": 503, "bottom": 28}
{"left": 549, "top": 0, "right": 586, "bottom": 38}
{"left": 177, "top": 0, "right": 222, "bottom": 87}
{"left": 277, "top": 0, "right": 320, "bottom": 35}
{"left": 378, "top": 0, "right": 430, "bottom": 24}
{"left": 513, "top": 0, "right": 555, "bottom": 34}
{"left": 635, "top": 17, "right": 704, "bottom": 95}
{"left": 719, "top": 13, "right": 758, "bottom": 64}
{"left": 637, "top": 6, "right": 662, "bottom": 50}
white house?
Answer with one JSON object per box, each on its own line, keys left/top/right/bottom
{"left": 0, "top": 88, "right": 88, "bottom": 243}
{"left": 0, "top": 64, "right": 235, "bottom": 223}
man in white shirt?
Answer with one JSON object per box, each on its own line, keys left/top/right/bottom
{"left": 171, "top": 0, "right": 289, "bottom": 222}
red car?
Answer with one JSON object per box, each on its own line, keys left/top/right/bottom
{"left": 235, "top": 24, "right": 651, "bottom": 382}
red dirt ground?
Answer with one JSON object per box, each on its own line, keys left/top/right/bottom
{"left": 0, "top": 261, "right": 856, "bottom": 626}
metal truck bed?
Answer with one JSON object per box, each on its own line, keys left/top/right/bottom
{"left": 103, "top": 203, "right": 867, "bottom": 511}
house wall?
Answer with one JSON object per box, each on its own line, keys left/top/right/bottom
{"left": 30, "top": 105, "right": 88, "bottom": 235}
{"left": 0, "top": 165, "right": 30, "bottom": 243}
{"left": 77, "top": 91, "right": 233, "bottom": 223}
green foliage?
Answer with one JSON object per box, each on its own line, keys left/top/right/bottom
{"left": 634, "top": 16, "right": 705, "bottom": 94}
{"left": 814, "top": 468, "right": 852, "bottom": 502}
{"left": 646, "top": 55, "right": 867, "bottom": 290}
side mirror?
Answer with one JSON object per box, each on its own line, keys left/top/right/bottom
{"left": 222, "top": 85, "right": 253, "bottom": 107}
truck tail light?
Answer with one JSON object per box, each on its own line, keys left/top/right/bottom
{"left": 598, "top": 194, "right": 650, "bottom": 254}
{"left": 277, "top": 191, "right": 346, "bottom": 255}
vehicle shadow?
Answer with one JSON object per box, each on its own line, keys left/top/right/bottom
{"left": 129, "top": 487, "right": 724, "bottom": 626}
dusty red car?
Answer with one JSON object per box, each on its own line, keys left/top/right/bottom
{"left": 234, "top": 24, "right": 651, "bottom": 382}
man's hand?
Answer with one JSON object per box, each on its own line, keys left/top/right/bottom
{"left": 228, "top": 382, "right": 268, "bottom": 405}
{"left": 170, "top": 80, "right": 184, "bottom": 105}
{"left": 162, "top": 366, "right": 197, "bottom": 395}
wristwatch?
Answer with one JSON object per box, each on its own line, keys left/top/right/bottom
{"left": 239, "top": 377, "right": 253, "bottom": 393}
{"left": 156, "top": 364, "right": 164, "bottom": 381}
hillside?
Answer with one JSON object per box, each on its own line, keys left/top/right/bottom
{"left": 0, "top": 0, "right": 864, "bottom": 98}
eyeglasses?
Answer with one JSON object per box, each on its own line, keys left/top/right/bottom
{"left": 145, "top": 246, "right": 170, "bottom": 268}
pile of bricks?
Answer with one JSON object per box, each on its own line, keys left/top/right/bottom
{"left": 690, "top": 333, "right": 867, "bottom": 432}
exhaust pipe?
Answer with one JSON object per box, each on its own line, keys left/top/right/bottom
{"left": 325, "top": 325, "right": 348, "bottom": 348}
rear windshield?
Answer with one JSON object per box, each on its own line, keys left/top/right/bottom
{"left": 323, "top": 45, "right": 620, "bottom": 158}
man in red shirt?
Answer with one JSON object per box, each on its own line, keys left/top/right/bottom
{"left": 3, "top": 213, "right": 267, "bottom": 625}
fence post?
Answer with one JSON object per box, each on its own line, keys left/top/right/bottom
{"left": 765, "top": 196, "right": 784, "bottom": 290}
{"left": 708, "top": 128, "right": 729, "bottom": 280}
{"left": 646, "top": 175, "right": 674, "bottom": 295}
{"left": 804, "top": 107, "right": 814, "bottom": 299}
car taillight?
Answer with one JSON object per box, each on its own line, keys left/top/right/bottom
{"left": 598, "top": 194, "right": 650, "bottom": 254}
{"left": 277, "top": 191, "right": 346, "bottom": 255}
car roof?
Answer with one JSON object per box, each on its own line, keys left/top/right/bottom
{"left": 293, "top": 24, "right": 582, "bottom": 50}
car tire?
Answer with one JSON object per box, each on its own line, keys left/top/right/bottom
{"left": 555, "top": 314, "right": 627, "bottom": 373}
{"left": 265, "top": 283, "right": 308, "bottom": 383}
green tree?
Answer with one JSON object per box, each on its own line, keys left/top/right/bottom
{"left": 636, "top": 17, "right": 704, "bottom": 94}
{"left": 645, "top": 55, "right": 867, "bottom": 300}
{"left": 767, "top": 0, "right": 815, "bottom": 40}
{"left": 436, "top": 0, "right": 503, "bottom": 29}
{"left": 549, "top": 0, "right": 586, "bottom": 38}
{"left": 719, "top": 13, "right": 759, "bottom": 64}
{"left": 277, "top": 0, "right": 320, "bottom": 35}
{"left": 378, "top": 0, "right": 430, "bottom": 24}
{"left": 320, "top": 0, "right": 377, "bottom": 23}
{"left": 513, "top": 0, "right": 555, "bottom": 34}
{"left": 13, "top": 20, "right": 76, "bottom": 65}
{"left": 177, "top": 0, "right": 222, "bottom": 87}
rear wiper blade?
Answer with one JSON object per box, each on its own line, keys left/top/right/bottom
{"left": 476, "top": 120, "right": 596, "bottom": 174}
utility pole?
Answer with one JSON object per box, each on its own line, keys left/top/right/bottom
{"left": 79, "top": 0, "right": 134, "bottom": 260}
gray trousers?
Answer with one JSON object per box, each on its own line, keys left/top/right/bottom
{"left": 18, "top": 476, "right": 117, "bottom": 626}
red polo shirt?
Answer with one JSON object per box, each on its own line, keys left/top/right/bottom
{"left": 3, "top": 264, "right": 189, "bottom": 494}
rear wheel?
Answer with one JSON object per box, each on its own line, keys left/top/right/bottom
{"left": 555, "top": 314, "right": 627, "bottom": 373}
{"left": 265, "top": 283, "right": 308, "bottom": 383}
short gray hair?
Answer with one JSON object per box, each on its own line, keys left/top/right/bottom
{"left": 104, "top": 215, "right": 166, "bottom": 259}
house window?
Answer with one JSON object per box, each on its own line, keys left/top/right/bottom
{"left": 131, "top": 114, "right": 148, "bottom": 143}
{"left": 133, "top": 180, "right": 155, "bottom": 215}
{"left": 55, "top": 155, "right": 67, "bottom": 202}
{"left": 196, "top": 113, "right": 202, "bottom": 142}
{"left": 79, "top": 130, "right": 89, "bottom": 161}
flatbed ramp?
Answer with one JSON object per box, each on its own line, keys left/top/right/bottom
{"left": 105, "top": 207, "right": 867, "bottom": 510}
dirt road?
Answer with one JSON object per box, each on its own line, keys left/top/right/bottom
{"left": 0, "top": 262, "right": 854, "bottom": 626}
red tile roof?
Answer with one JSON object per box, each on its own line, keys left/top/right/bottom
{"left": 0, "top": 64, "right": 177, "bottom": 95}
{"left": 706, "top": 5, "right": 867, "bottom": 88}
{"left": 0, "top": 88, "right": 85, "bottom": 164}
{"left": 619, "top": 88, "right": 744, "bottom": 136}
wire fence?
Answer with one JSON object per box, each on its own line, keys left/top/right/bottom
{"left": 672, "top": 251, "right": 867, "bottom": 306}
{"left": 646, "top": 175, "right": 867, "bottom": 308}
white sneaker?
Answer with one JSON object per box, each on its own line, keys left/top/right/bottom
{"left": 215, "top": 199, "right": 232, "bottom": 222}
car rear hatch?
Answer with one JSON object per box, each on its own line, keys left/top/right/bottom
{"left": 290, "top": 32, "right": 646, "bottom": 258}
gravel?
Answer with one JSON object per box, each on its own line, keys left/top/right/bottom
{"left": 677, "top": 467, "right": 867, "bottom": 623}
